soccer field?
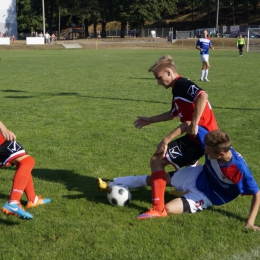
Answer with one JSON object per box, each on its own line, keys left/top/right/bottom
{"left": 0, "top": 48, "right": 260, "bottom": 259}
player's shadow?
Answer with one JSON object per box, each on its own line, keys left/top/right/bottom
{"left": 0, "top": 167, "right": 248, "bottom": 222}
{"left": 209, "top": 207, "right": 246, "bottom": 223}
{"left": 29, "top": 169, "right": 152, "bottom": 212}
{"left": 0, "top": 168, "right": 153, "bottom": 225}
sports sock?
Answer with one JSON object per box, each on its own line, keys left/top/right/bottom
{"left": 151, "top": 170, "right": 166, "bottom": 212}
{"left": 205, "top": 69, "right": 209, "bottom": 79}
{"left": 200, "top": 70, "right": 205, "bottom": 79}
{"left": 9, "top": 156, "right": 36, "bottom": 203}
{"left": 24, "top": 169, "right": 37, "bottom": 203}
{"left": 110, "top": 175, "right": 148, "bottom": 189}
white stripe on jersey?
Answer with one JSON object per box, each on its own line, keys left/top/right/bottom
{"left": 209, "top": 158, "right": 235, "bottom": 184}
{"left": 199, "top": 38, "right": 211, "bottom": 44}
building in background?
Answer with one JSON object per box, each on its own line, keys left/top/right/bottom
{"left": 0, "top": 0, "right": 17, "bottom": 38}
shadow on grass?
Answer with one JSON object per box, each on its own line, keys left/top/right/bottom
{"left": 210, "top": 207, "right": 246, "bottom": 223}
{"left": 0, "top": 167, "right": 247, "bottom": 223}
{"left": 0, "top": 168, "right": 151, "bottom": 224}
{"left": 1, "top": 89, "right": 260, "bottom": 110}
{"left": 1, "top": 89, "right": 169, "bottom": 105}
{"left": 30, "top": 169, "right": 152, "bottom": 212}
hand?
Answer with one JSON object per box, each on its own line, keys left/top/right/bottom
{"left": 245, "top": 223, "right": 260, "bottom": 231}
{"left": 1, "top": 128, "right": 16, "bottom": 141}
{"left": 187, "top": 122, "right": 198, "bottom": 136}
{"left": 134, "top": 116, "right": 151, "bottom": 129}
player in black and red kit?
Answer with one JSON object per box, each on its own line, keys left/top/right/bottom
{"left": 98, "top": 55, "right": 218, "bottom": 219}
{"left": 134, "top": 55, "right": 218, "bottom": 219}
{"left": 0, "top": 121, "right": 51, "bottom": 219}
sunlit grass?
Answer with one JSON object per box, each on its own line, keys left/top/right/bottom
{"left": 0, "top": 49, "right": 259, "bottom": 259}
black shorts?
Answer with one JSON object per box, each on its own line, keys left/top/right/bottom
{"left": 238, "top": 44, "right": 244, "bottom": 50}
{"left": 164, "top": 135, "right": 204, "bottom": 169}
{"left": 0, "top": 141, "right": 26, "bottom": 167}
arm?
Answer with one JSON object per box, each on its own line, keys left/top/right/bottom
{"left": 154, "top": 121, "right": 190, "bottom": 156}
{"left": 196, "top": 45, "right": 202, "bottom": 52}
{"left": 134, "top": 111, "right": 174, "bottom": 129}
{"left": 0, "top": 121, "right": 16, "bottom": 141}
{"left": 245, "top": 191, "right": 260, "bottom": 230}
{"left": 210, "top": 44, "right": 214, "bottom": 50}
{"left": 187, "top": 92, "right": 208, "bottom": 136}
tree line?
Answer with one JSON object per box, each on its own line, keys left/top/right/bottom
{"left": 17, "top": 0, "right": 259, "bottom": 37}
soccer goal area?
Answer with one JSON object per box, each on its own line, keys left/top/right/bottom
{"left": 247, "top": 28, "right": 260, "bottom": 52}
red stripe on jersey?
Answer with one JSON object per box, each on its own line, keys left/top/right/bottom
{"left": 221, "top": 164, "right": 243, "bottom": 184}
{"left": 0, "top": 133, "right": 5, "bottom": 145}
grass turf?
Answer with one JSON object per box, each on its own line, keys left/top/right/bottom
{"left": 0, "top": 48, "right": 259, "bottom": 259}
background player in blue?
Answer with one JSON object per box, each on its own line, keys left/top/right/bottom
{"left": 98, "top": 128, "right": 260, "bottom": 230}
{"left": 196, "top": 29, "right": 214, "bottom": 82}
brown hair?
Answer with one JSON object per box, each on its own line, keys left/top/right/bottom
{"left": 204, "top": 130, "right": 231, "bottom": 154}
{"left": 148, "top": 55, "right": 177, "bottom": 73}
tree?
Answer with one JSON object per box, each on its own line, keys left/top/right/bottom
{"left": 17, "top": 0, "right": 42, "bottom": 33}
{"left": 129, "top": 0, "right": 177, "bottom": 36}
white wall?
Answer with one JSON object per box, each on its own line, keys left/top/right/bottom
{"left": 26, "top": 37, "right": 45, "bottom": 45}
{"left": 0, "top": 0, "right": 17, "bottom": 38}
{"left": 0, "top": 38, "right": 10, "bottom": 45}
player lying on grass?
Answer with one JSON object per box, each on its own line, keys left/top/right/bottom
{"left": 0, "top": 121, "right": 51, "bottom": 220}
{"left": 132, "top": 55, "right": 218, "bottom": 220}
{"left": 98, "top": 129, "right": 260, "bottom": 230}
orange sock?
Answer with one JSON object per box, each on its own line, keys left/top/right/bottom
{"left": 24, "top": 170, "right": 37, "bottom": 202}
{"left": 9, "top": 156, "right": 36, "bottom": 202}
{"left": 151, "top": 170, "right": 166, "bottom": 212}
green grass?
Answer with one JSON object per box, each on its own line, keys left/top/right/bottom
{"left": 0, "top": 48, "right": 260, "bottom": 260}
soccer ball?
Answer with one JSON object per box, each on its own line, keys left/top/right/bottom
{"left": 107, "top": 184, "right": 132, "bottom": 207}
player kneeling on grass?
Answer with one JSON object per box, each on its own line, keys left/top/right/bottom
{"left": 0, "top": 121, "right": 51, "bottom": 220}
{"left": 98, "top": 129, "right": 260, "bottom": 230}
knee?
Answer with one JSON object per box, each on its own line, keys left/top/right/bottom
{"left": 165, "top": 204, "right": 171, "bottom": 214}
{"left": 150, "top": 154, "right": 162, "bottom": 167}
{"left": 150, "top": 155, "right": 156, "bottom": 167}
{"left": 18, "top": 155, "right": 35, "bottom": 168}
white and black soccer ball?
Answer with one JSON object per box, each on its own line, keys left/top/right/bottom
{"left": 107, "top": 184, "right": 132, "bottom": 207}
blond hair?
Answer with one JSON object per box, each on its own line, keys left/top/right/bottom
{"left": 204, "top": 130, "right": 231, "bottom": 154}
{"left": 148, "top": 55, "right": 177, "bottom": 73}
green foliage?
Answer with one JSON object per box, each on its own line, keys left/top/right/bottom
{"left": 16, "top": 0, "right": 42, "bottom": 32}
{"left": 0, "top": 48, "right": 260, "bottom": 259}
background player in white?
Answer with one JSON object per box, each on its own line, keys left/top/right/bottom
{"left": 98, "top": 128, "right": 260, "bottom": 230}
{"left": 196, "top": 29, "right": 214, "bottom": 82}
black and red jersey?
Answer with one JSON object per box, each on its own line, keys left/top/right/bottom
{"left": 170, "top": 76, "right": 218, "bottom": 132}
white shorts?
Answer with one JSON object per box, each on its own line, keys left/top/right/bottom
{"left": 170, "top": 166, "right": 213, "bottom": 213}
{"left": 200, "top": 54, "right": 209, "bottom": 62}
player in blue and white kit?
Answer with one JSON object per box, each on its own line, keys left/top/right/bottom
{"left": 166, "top": 129, "right": 260, "bottom": 230}
{"left": 196, "top": 29, "right": 214, "bottom": 82}
{"left": 97, "top": 127, "right": 260, "bottom": 230}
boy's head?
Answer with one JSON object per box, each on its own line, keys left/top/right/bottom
{"left": 148, "top": 55, "right": 177, "bottom": 74}
{"left": 148, "top": 55, "right": 178, "bottom": 89}
{"left": 204, "top": 130, "right": 231, "bottom": 159}
{"left": 203, "top": 29, "right": 208, "bottom": 38}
